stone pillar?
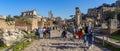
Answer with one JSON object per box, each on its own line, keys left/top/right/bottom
{"left": 75, "top": 7, "right": 81, "bottom": 27}
{"left": 110, "top": 19, "right": 118, "bottom": 29}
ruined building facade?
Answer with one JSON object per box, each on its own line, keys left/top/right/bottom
{"left": 21, "top": 10, "right": 38, "bottom": 18}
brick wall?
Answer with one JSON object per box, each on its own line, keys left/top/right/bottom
{"left": 0, "top": 20, "right": 14, "bottom": 29}
{"left": 31, "top": 18, "right": 38, "bottom": 30}
{"left": 15, "top": 18, "right": 38, "bottom": 31}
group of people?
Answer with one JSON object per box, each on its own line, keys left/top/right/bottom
{"left": 36, "top": 26, "right": 51, "bottom": 39}
{"left": 73, "top": 23, "right": 93, "bottom": 49}
{"left": 36, "top": 23, "right": 93, "bottom": 49}
{"left": 62, "top": 23, "right": 93, "bottom": 49}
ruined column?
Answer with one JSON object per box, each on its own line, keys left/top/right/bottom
{"left": 75, "top": 7, "right": 81, "bottom": 27}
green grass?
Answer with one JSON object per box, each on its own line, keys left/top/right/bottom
{"left": 110, "top": 33, "right": 120, "bottom": 42}
{"left": 0, "top": 45, "right": 7, "bottom": 50}
{"left": 13, "top": 39, "right": 34, "bottom": 51}
{"left": 110, "top": 38, "right": 120, "bottom": 42}
{"left": 24, "top": 33, "right": 35, "bottom": 37}
{"left": 95, "top": 42, "right": 120, "bottom": 51}
{"left": 12, "top": 33, "right": 36, "bottom": 51}
{"left": 0, "top": 33, "right": 36, "bottom": 51}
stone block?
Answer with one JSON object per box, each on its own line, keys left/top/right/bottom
{"left": 2, "top": 33, "right": 9, "bottom": 37}
{"left": 0, "top": 28, "right": 8, "bottom": 33}
{"left": 0, "top": 29, "right": 25, "bottom": 46}
{"left": 110, "top": 19, "right": 118, "bottom": 29}
{"left": 102, "top": 23, "right": 108, "bottom": 29}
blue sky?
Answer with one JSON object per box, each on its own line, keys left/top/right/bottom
{"left": 0, "top": 0, "right": 117, "bottom": 19}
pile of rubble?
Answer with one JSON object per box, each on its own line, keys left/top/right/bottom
{"left": 0, "top": 28, "right": 27, "bottom": 46}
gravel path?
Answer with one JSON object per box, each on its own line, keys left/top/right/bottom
{"left": 23, "top": 30, "right": 112, "bottom": 51}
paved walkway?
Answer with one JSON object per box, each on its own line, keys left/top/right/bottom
{"left": 23, "top": 30, "right": 112, "bottom": 51}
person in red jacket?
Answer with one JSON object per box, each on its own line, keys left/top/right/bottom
{"left": 77, "top": 26, "right": 82, "bottom": 40}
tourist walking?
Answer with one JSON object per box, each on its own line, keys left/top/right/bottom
{"left": 82, "top": 27, "right": 87, "bottom": 46}
{"left": 87, "top": 23, "right": 93, "bottom": 49}
{"left": 71, "top": 26, "right": 76, "bottom": 38}
{"left": 37, "top": 27, "right": 42, "bottom": 39}
{"left": 35, "top": 29, "right": 38, "bottom": 39}
{"left": 53, "top": 26, "right": 55, "bottom": 30}
{"left": 43, "top": 27, "right": 47, "bottom": 38}
{"left": 77, "top": 26, "right": 82, "bottom": 41}
{"left": 47, "top": 27, "right": 51, "bottom": 38}
{"left": 61, "top": 27, "right": 67, "bottom": 38}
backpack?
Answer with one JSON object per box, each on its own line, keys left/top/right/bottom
{"left": 35, "top": 29, "right": 39, "bottom": 35}
{"left": 85, "top": 26, "right": 88, "bottom": 33}
{"left": 62, "top": 30, "right": 67, "bottom": 34}
{"left": 82, "top": 29, "right": 86, "bottom": 35}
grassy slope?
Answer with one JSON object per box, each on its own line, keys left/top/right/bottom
{"left": 95, "top": 42, "right": 120, "bottom": 51}
{"left": 0, "top": 33, "right": 36, "bottom": 51}
{"left": 110, "top": 32, "right": 120, "bottom": 42}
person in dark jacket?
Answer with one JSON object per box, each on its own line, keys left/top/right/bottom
{"left": 47, "top": 27, "right": 51, "bottom": 38}
{"left": 61, "top": 27, "right": 67, "bottom": 38}
{"left": 71, "top": 27, "right": 76, "bottom": 38}
{"left": 87, "top": 23, "right": 93, "bottom": 49}
{"left": 43, "top": 27, "right": 47, "bottom": 38}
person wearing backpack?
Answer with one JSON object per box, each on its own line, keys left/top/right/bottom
{"left": 82, "top": 27, "right": 87, "bottom": 46}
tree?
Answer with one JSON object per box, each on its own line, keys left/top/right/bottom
{"left": 117, "top": 12, "right": 120, "bottom": 21}
{"left": 70, "top": 15, "right": 75, "bottom": 18}
{"left": 105, "top": 11, "right": 116, "bottom": 21}
{"left": 6, "top": 15, "right": 14, "bottom": 22}
{"left": 53, "top": 21, "right": 58, "bottom": 25}
{"left": 14, "top": 15, "right": 21, "bottom": 19}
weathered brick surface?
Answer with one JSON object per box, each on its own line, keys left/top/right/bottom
{"left": 15, "top": 18, "right": 38, "bottom": 31}
{"left": 0, "top": 20, "right": 14, "bottom": 29}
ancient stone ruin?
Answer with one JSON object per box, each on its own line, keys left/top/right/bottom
{"left": 0, "top": 29, "right": 26, "bottom": 46}
{"left": 0, "top": 16, "right": 26, "bottom": 46}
